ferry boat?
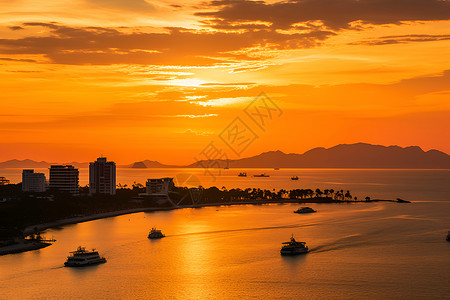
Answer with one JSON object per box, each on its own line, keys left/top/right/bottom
{"left": 280, "top": 235, "right": 309, "bottom": 255}
{"left": 148, "top": 228, "right": 165, "bottom": 239}
{"left": 253, "top": 173, "right": 270, "bottom": 177}
{"left": 294, "top": 207, "right": 317, "bottom": 214}
{"left": 64, "top": 246, "right": 106, "bottom": 267}
{"left": 238, "top": 172, "right": 247, "bottom": 177}
{"left": 291, "top": 176, "right": 299, "bottom": 180}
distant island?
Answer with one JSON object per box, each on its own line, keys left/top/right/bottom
{"left": 127, "top": 160, "right": 177, "bottom": 169}
{"left": 1, "top": 143, "right": 450, "bottom": 169}
{"left": 191, "top": 143, "right": 450, "bottom": 169}
{"left": 0, "top": 159, "right": 89, "bottom": 169}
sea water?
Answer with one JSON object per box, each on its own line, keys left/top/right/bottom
{"left": 0, "top": 169, "right": 449, "bottom": 299}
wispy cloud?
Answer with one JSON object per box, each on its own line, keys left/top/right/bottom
{"left": 182, "top": 129, "right": 213, "bottom": 136}
{"left": 351, "top": 34, "right": 450, "bottom": 46}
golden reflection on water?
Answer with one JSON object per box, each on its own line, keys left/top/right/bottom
{"left": 1, "top": 197, "right": 450, "bottom": 298}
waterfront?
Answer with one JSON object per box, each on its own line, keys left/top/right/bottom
{"left": 0, "top": 169, "right": 449, "bottom": 299}
{"left": 2, "top": 168, "right": 450, "bottom": 201}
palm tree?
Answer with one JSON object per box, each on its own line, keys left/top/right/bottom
{"left": 315, "top": 188, "right": 323, "bottom": 198}
{"left": 345, "top": 190, "right": 352, "bottom": 201}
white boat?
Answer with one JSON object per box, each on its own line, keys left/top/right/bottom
{"left": 294, "top": 207, "right": 317, "bottom": 214}
{"left": 148, "top": 228, "right": 165, "bottom": 239}
{"left": 291, "top": 176, "right": 299, "bottom": 180}
{"left": 64, "top": 246, "right": 106, "bottom": 267}
{"left": 280, "top": 235, "right": 309, "bottom": 255}
{"left": 238, "top": 172, "right": 247, "bottom": 177}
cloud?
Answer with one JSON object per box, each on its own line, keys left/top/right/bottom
{"left": 192, "top": 97, "right": 253, "bottom": 107}
{"left": 6, "top": 70, "right": 41, "bottom": 73}
{"left": 8, "top": 26, "right": 24, "bottom": 31}
{"left": 0, "top": 99, "right": 220, "bottom": 130}
{"left": 0, "top": 57, "right": 37, "bottom": 63}
{"left": 200, "top": 82, "right": 256, "bottom": 86}
{"left": 174, "top": 114, "right": 218, "bottom": 118}
{"left": 182, "top": 129, "right": 213, "bottom": 135}
{"left": 85, "top": 0, "right": 155, "bottom": 12}
{"left": 0, "top": 22, "right": 335, "bottom": 65}
{"left": 351, "top": 34, "right": 450, "bottom": 46}
{"left": 196, "top": 0, "right": 450, "bottom": 30}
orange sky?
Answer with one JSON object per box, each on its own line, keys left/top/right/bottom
{"left": 0, "top": 0, "right": 449, "bottom": 164}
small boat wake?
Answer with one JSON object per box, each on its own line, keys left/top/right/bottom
{"left": 309, "top": 227, "right": 396, "bottom": 254}
{"left": 309, "top": 234, "right": 365, "bottom": 253}
{"left": 171, "top": 222, "right": 320, "bottom": 238}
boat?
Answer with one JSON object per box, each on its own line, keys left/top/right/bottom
{"left": 294, "top": 207, "right": 317, "bottom": 214}
{"left": 64, "top": 246, "right": 106, "bottom": 267}
{"left": 253, "top": 173, "right": 270, "bottom": 177}
{"left": 447, "top": 231, "right": 450, "bottom": 241}
{"left": 238, "top": 172, "right": 247, "bottom": 177}
{"left": 274, "top": 167, "right": 280, "bottom": 170}
{"left": 280, "top": 235, "right": 309, "bottom": 255}
{"left": 148, "top": 228, "right": 165, "bottom": 239}
{"left": 291, "top": 176, "right": 299, "bottom": 180}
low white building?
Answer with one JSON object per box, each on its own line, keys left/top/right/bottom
{"left": 141, "top": 178, "right": 175, "bottom": 205}
{"left": 22, "top": 170, "right": 46, "bottom": 192}
{"left": 146, "top": 177, "right": 174, "bottom": 195}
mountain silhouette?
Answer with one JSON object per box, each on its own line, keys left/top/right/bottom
{"left": 126, "top": 160, "right": 177, "bottom": 168}
{"left": 0, "top": 159, "right": 88, "bottom": 169}
{"left": 2, "top": 143, "right": 449, "bottom": 169}
{"left": 188, "top": 143, "right": 450, "bottom": 169}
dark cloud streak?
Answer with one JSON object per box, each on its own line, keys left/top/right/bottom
{"left": 8, "top": 26, "right": 24, "bottom": 31}
{"left": 0, "top": 57, "right": 37, "bottom": 63}
{"left": 85, "top": 0, "right": 155, "bottom": 12}
{"left": 0, "top": 23, "right": 334, "bottom": 65}
{"left": 352, "top": 34, "right": 450, "bottom": 45}
{"left": 196, "top": 0, "right": 450, "bottom": 30}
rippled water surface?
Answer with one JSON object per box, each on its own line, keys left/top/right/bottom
{"left": 1, "top": 169, "right": 449, "bottom": 299}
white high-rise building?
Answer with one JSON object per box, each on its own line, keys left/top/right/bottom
{"left": 89, "top": 157, "right": 116, "bottom": 195}
{"left": 22, "top": 169, "right": 46, "bottom": 192}
{"left": 49, "top": 165, "right": 79, "bottom": 196}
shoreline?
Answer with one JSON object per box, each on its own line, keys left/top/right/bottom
{"left": 0, "top": 240, "right": 52, "bottom": 256}
{"left": 25, "top": 197, "right": 409, "bottom": 235}
{"left": 1, "top": 197, "right": 408, "bottom": 256}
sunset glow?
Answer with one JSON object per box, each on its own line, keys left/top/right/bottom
{"left": 1, "top": 0, "right": 449, "bottom": 164}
